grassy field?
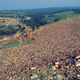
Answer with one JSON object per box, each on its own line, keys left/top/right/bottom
{"left": 43, "top": 11, "right": 80, "bottom": 23}
{"left": 17, "top": 11, "right": 26, "bottom": 14}
{"left": 0, "top": 11, "right": 27, "bottom": 17}
{"left": 2, "top": 40, "right": 20, "bottom": 47}
{"left": 2, "top": 39, "right": 34, "bottom": 47}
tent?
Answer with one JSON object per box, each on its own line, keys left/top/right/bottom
{"left": 30, "top": 67, "right": 36, "bottom": 70}
{"left": 76, "top": 63, "right": 80, "bottom": 67}
{"left": 76, "top": 55, "right": 80, "bottom": 59}
{"left": 51, "top": 66, "right": 56, "bottom": 70}
{"left": 30, "top": 74, "right": 38, "bottom": 79}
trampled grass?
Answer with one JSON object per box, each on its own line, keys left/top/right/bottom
{"left": 2, "top": 39, "right": 34, "bottom": 47}
{"left": 43, "top": 11, "right": 80, "bottom": 23}
{"left": 2, "top": 40, "right": 20, "bottom": 47}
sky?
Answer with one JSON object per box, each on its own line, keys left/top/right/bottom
{"left": 0, "top": 0, "right": 80, "bottom": 10}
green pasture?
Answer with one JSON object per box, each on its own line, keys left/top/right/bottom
{"left": 44, "top": 14, "right": 50, "bottom": 17}
{"left": 0, "top": 14, "right": 17, "bottom": 17}
{"left": 5, "top": 14, "right": 17, "bottom": 16}
{"left": 43, "top": 11, "right": 80, "bottom": 23}
{"left": 0, "top": 11, "right": 16, "bottom": 14}
{"left": 17, "top": 11, "right": 26, "bottom": 14}
{"left": 2, "top": 39, "right": 34, "bottom": 47}
{"left": 2, "top": 40, "right": 20, "bottom": 47}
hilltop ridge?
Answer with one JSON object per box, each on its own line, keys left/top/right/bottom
{"left": 32, "top": 16, "right": 80, "bottom": 53}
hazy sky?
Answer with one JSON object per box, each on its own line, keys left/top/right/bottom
{"left": 0, "top": 0, "right": 80, "bottom": 10}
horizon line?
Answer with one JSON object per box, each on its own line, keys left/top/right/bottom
{"left": 0, "top": 6, "right": 80, "bottom": 11}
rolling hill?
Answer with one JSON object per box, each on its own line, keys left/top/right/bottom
{"left": 0, "top": 16, "right": 80, "bottom": 79}
{"left": 43, "top": 11, "right": 80, "bottom": 23}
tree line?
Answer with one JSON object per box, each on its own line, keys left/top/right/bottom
{"left": 0, "top": 25, "right": 21, "bottom": 35}
{"left": 22, "top": 15, "right": 47, "bottom": 30}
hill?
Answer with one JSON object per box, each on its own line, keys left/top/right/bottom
{"left": 1, "top": 16, "right": 80, "bottom": 52}
{"left": 32, "top": 16, "right": 80, "bottom": 54}
{"left": 0, "top": 16, "right": 80, "bottom": 79}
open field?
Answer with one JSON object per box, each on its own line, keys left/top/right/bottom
{"left": 43, "top": 11, "right": 80, "bottom": 23}
{"left": 2, "top": 39, "right": 34, "bottom": 47}
{"left": 2, "top": 40, "right": 20, "bottom": 47}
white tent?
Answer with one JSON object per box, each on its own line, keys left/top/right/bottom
{"left": 76, "top": 55, "right": 80, "bottom": 59}
{"left": 30, "top": 74, "right": 38, "bottom": 79}
{"left": 76, "top": 63, "right": 80, "bottom": 67}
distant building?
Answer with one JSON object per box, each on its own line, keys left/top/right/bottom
{"left": 15, "top": 27, "right": 19, "bottom": 29}
{"left": 27, "top": 17, "right": 31, "bottom": 20}
{"left": 3, "top": 37, "right": 8, "bottom": 40}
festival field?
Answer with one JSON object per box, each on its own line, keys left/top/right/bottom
{"left": 0, "top": 16, "right": 80, "bottom": 80}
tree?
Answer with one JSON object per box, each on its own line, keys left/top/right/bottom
{"left": 54, "top": 18, "right": 60, "bottom": 22}
{"left": 11, "top": 28, "right": 17, "bottom": 33}
{"left": 23, "top": 16, "right": 47, "bottom": 30}
{"left": 20, "top": 27, "right": 25, "bottom": 32}
{"left": 17, "top": 25, "right": 21, "bottom": 30}
{"left": 0, "top": 30, "right": 3, "bottom": 35}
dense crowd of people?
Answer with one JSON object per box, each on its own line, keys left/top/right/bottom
{"left": 0, "top": 16, "right": 80, "bottom": 80}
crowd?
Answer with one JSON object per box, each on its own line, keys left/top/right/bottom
{"left": 0, "top": 16, "right": 80, "bottom": 80}
{"left": 0, "top": 40, "right": 8, "bottom": 47}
